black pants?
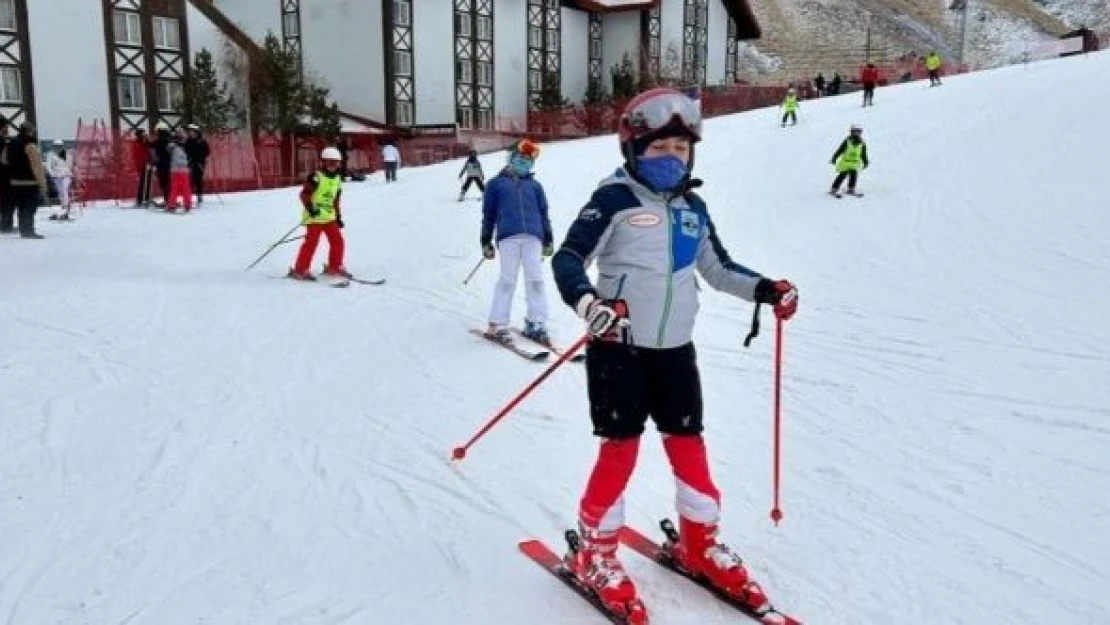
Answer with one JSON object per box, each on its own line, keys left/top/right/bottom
{"left": 832, "top": 170, "right": 859, "bottom": 191}
{"left": 384, "top": 162, "right": 398, "bottom": 182}
{"left": 928, "top": 69, "right": 942, "bottom": 85}
{"left": 156, "top": 167, "right": 170, "bottom": 201}
{"left": 781, "top": 110, "right": 797, "bottom": 125}
{"left": 2, "top": 186, "right": 41, "bottom": 235}
{"left": 461, "top": 177, "right": 485, "bottom": 194}
{"left": 135, "top": 166, "right": 154, "bottom": 206}
{"left": 862, "top": 84, "right": 875, "bottom": 105}
{"left": 190, "top": 165, "right": 205, "bottom": 202}
{"left": 585, "top": 341, "right": 704, "bottom": 439}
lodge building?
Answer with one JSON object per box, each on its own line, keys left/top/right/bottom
{"left": 2, "top": 0, "right": 760, "bottom": 141}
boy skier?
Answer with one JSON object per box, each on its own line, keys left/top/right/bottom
{"left": 551, "top": 87, "right": 799, "bottom": 623}
{"left": 780, "top": 88, "right": 799, "bottom": 126}
{"left": 829, "top": 124, "right": 869, "bottom": 197}
{"left": 458, "top": 149, "right": 485, "bottom": 201}
{"left": 288, "top": 147, "right": 349, "bottom": 281}
{"left": 479, "top": 138, "right": 553, "bottom": 343}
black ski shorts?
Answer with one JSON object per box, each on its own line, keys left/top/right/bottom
{"left": 585, "top": 341, "right": 704, "bottom": 439}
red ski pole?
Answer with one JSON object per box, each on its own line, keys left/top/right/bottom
{"left": 770, "top": 316, "right": 785, "bottom": 526}
{"left": 451, "top": 333, "right": 590, "bottom": 461}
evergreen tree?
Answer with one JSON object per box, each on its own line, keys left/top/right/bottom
{"left": 178, "top": 48, "right": 243, "bottom": 132}
{"left": 535, "top": 72, "right": 570, "bottom": 111}
{"left": 610, "top": 53, "right": 640, "bottom": 100}
{"left": 250, "top": 32, "right": 342, "bottom": 138}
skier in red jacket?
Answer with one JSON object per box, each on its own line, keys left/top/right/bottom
{"left": 860, "top": 63, "right": 880, "bottom": 107}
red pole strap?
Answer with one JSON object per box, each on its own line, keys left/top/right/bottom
{"left": 770, "top": 317, "right": 784, "bottom": 525}
{"left": 451, "top": 333, "right": 591, "bottom": 461}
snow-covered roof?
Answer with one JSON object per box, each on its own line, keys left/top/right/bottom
{"left": 562, "top": 0, "right": 760, "bottom": 39}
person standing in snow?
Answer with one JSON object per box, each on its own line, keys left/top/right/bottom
{"left": 480, "top": 138, "right": 553, "bottom": 344}
{"left": 925, "top": 51, "right": 943, "bottom": 86}
{"left": 550, "top": 87, "right": 799, "bottom": 621}
{"left": 860, "top": 62, "right": 880, "bottom": 106}
{"left": 1, "top": 122, "right": 48, "bottom": 238}
{"left": 457, "top": 149, "right": 485, "bottom": 201}
{"left": 46, "top": 140, "right": 74, "bottom": 221}
{"left": 829, "top": 124, "right": 869, "bottom": 197}
{"left": 164, "top": 128, "right": 193, "bottom": 212}
{"left": 0, "top": 115, "right": 12, "bottom": 232}
{"left": 152, "top": 122, "right": 172, "bottom": 205}
{"left": 381, "top": 141, "right": 400, "bottom": 183}
{"left": 184, "top": 124, "right": 209, "bottom": 205}
{"left": 780, "top": 87, "right": 799, "bottom": 126}
{"left": 288, "top": 147, "right": 349, "bottom": 281}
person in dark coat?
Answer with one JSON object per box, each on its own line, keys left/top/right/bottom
{"left": 0, "top": 121, "right": 48, "bottom": 238}
{"left": 184, "top": 124, "right": 210, "bottom": 204}
{"left": 152, "top": 122, "right": 172, "bottom": 204}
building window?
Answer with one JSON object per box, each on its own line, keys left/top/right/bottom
{"left": 156, "top": 80, "right": 183, "bottom": 112}
{"left": 477, "top": 109, "right": 492, "bottom": 130}
{"left": 456, "top": 106, "right": 474, "bottom": 129}
{"left": 283, "top": 12, "right": 299, "bottom": 37}
{"left": 0, "top": 0, "right": 16, "bottom": 32}
{"left": 457, "top": 59, "right": 473, "bottom": 83}
{"left": 455, "top": 0, "right": 494, "bottom": 132}
{"left": 0, "top": 66, "right": 20, "bottom": 103}
{"left": 527, "top": 0, "right": 561, "bottom": 111}
{"left": 455, "top": 12, "right": 471, "bottom": 37}
{"left": 118, "top": 76, "right": 146, "bottom": 110}
{"left": 394, "top": 50, "right": 412, "bottom": 76}
{"left": 476, "top": 61, "right": 492, "bottom": 86}
{"left": 393, "top": 0, "right": 411, "bottom": 27}
{"left": 528, "top": 69, "right": 542, "bottom": 92}
{"left": 395, "top": 100, "right": 413, "bottom": 125}
{"left": 528, "top": 26, "right": 542, "bottom": 49}
{"left": 152, "top": 16, "right": 181, "bottom": 50}
{"left": 113, "top": 10, "right": 142, "bottom": 46}
{"left": 476, "top": 16, "right": 492, "bottom": 40}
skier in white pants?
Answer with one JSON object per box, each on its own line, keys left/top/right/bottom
{"left": 480, "top": 138, "right": 553, "bottom": 344}
{"left": 46, "top": 140, "right": 74, "bottom": 220}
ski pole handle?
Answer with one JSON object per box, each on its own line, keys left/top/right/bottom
{"left": 462, "top": 257, "right": 485, "bottom": 285}
{"left": 451, "top": 333, "right": 590, "bottom": 461}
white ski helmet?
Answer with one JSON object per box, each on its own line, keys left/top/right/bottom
{"left": 320, "top": 147, "right": 342, "bottom": 161}
{"left": 850, "top": 124, "right": 863, "bottom": 133}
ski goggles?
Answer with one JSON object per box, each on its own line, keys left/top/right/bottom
{"left": 623, "top": 92, "right": 703, "bottom": 141}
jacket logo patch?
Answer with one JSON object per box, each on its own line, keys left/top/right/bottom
{"left": 679, "top": 211, "right": 700, "bottom": 237}
{"left": 627, "top": 212, "right": 662, "bottom": 227}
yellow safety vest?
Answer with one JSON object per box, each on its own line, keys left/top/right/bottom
{"left": 783, "top": 94, "right": 798, "bottom": 113}
{"left": 302, "top": 172, "right": 341, "bottom": 225}
{"left": 925, "top": 55, "right": 942, "bottom": 71}
{"left": 836, "top": 140, "right": 865, "bottom": 173}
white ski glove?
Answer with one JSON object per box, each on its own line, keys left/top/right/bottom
{"left": 575, "top": 294, "right": 628, "bottom": 338}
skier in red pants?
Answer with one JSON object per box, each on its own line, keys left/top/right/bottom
{"left": 288, "top": 147, "right": 349, "bottom": 281}
{"left": 551, "top": 87, "right": 799, "bottom": 623}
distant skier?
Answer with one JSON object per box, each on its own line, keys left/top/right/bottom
{"left": 288, "top": 147, "right": 349, "bottom": 281}
{"left": 164, "top": 128, "right": 193, "bottom": 212}
{"left": 551, "top": 87, "right": 799, "bottom": 622}
{"left": 860, "top": 62, "right": 880, "bottom": 106}
{"left": 829, "top": 124, "right": 869, "bottom": 197}
{"left": 457, "top": 149, "right": 485, "bottom": 201}
{"left": 925, "top": 51, "right": 943, "bottom": 86}
{"left": 45, "top": 140, "right": 73, "bottom": 221}
{"left": 184, "top": 124, "right": 209, "bottom": 205}
{"left": 381, "top": 141, "right": 400, "bottom": 183}
{"left": 780, "top": 88, "right": 799, "bottom": 126}
{"left": 479, "top": 138, "right": 553, "bottom": 344}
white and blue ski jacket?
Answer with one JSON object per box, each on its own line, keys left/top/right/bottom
{"left": 552, "top": 168, "right": 765, "bottom": 349}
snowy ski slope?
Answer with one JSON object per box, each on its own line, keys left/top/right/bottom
{"left": 2, "top": 52, "right": 1109, "bottom": 624}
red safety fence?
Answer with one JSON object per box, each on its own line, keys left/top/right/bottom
{"left": 68, "top": 37, "right": 1100, "bottom": 205}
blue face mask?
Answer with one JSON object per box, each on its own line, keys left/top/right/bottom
{"left": 509, "top": 154, "right": 534, "bottom": 176}
{"left": 634, "top": 154, "right": 688, "bottom": 193}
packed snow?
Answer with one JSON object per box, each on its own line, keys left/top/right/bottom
{"left": 2, "top": 51, "right": 1109, "bottom": 625}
